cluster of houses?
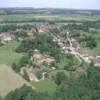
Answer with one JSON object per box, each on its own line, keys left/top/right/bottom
{"left": 20, "top": 49, "right": 55, "bottom": 82}
{"left": 0, "top": 32, "right": 15, "bottom": 41}
{"left": 52, "top": 32, "right": 100, "bottom": 67}
{"left": 26, "top": 24, "right": 64, "bottom": 33}
{"left": 0, "top": 23, "right": 64, "bottom": 41}
{"left": 33, "top": 49, "right": 55, "bottom": 66}
{"left": 37, "top": 24, "right": 63, "bottom": 33}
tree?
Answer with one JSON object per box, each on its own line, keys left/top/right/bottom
{"left": 80, "top": 35, "right": 97, "bottom": 49}
{"left": 54, "top": 72, "right": 67, "bottom": 85}
{"left": 5, "top": 85, "right": 51, "bottom": 100}
{"left": 64, "top": 64, "right": 75, "bottom": 71}
{"left": 12, "top": 63, "right": 17, "bottom": 72}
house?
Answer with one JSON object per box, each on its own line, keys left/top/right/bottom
{"left": 96, "top": 55, "right": 100, "bottom": 59}
{"left": 52, "top": 36, "right": 58, "bottom": 42}
{"left": 26, "top": 67, "right": 39, "bottom": 81}
{"left": 43, "top": 55, "right": 55, "bottom": 65}
{"left": 63, "top": 47, "right": 72, "bottom": 54}
{"left": 33, "top": 52, "right": 42, "bottom": 62}
{"left": 94, "top": 58, "right": 100, "bottom": 67}
{"left": 0, "top": 32, "right": 15, "bottom": 41}
{"left": 38, "top": 29, "right": 44, "bottom": 33}
{"left": 71, "top": 38, "right": 80, "bottom": 50}
{"left": 58, "top": 42, "right": 64, "bottom": 48}
{"left": 93, "top": 55, "right": 100, "bottom": 67}
{"left": 43, "top": 57, "right": 55, "bottom": 65}
{"left": 20, "top": 67, "right": 39, "bottom": 82}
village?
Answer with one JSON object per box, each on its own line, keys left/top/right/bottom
{"left": 0, "top": 23, "right": 100, "bottom": 83}
{"left": 53, "top": 32, "right": 100, "bottom": 67}
{"left": 0, "top": 7, "right": 100, "bottom": 100}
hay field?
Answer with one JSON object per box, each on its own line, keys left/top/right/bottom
{"left": 0, "top": 64, "right": 31, "bottom": 97}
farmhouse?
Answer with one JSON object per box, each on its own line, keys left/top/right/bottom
{"left": 0, "top": 32, "right": 15, "bottom": 41}
{"left": 43, "top": 58, "right": 55, "bottom": 65}
{"left": 63, "top": 47, "right": 72, "bottom": 54}
{"left": 33, "top": 51, "right": 43, "bottom": 63}
{"left": 43, "top": 55, "right": 55, "bottom": 65}
{"left": 93, "top": 56, "right": 100, "bottom": 67}
{"left": 58, "top": 42, "right": 65, "bottom": 48}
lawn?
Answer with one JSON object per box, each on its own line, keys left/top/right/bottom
{"left": 0, "top": 41, "right": 23, "bottom": 65}
{"left": 31, "top": 80, "right": 57, "bottom": 94}
{"left": 0, "top": 64, "right": 31, "bottom": 97}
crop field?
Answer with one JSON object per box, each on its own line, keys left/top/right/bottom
{"left": 0, "top": 14, "right": 100, "bottom": 23}
{"left": 0, "top": 64, "right": 30, "bottom": 97}
{"left": 0, "top": 41, "right": 23, "bottom": 65}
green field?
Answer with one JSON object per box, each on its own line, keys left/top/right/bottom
{"left": 0, "top": 41, "right": 23, "bottom": 65}
{"left": 32, "top": 80, "right": 57, "bottom": 94}
{"left": 0, "top": 14, "right": 100, "bottom": 23}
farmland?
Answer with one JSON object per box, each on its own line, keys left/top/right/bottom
{"left": 0, "top": 64, "right": 30, "bottom": 97}
{"left": 0, "top": 14, "right": 100, "bottom": 24}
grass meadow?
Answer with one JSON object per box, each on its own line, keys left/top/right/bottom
{"left": 32, "top": 80, "right": 57, "bottom": 94}
{"left": 0, "top": 41, "right": 23, "bottom": 65}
